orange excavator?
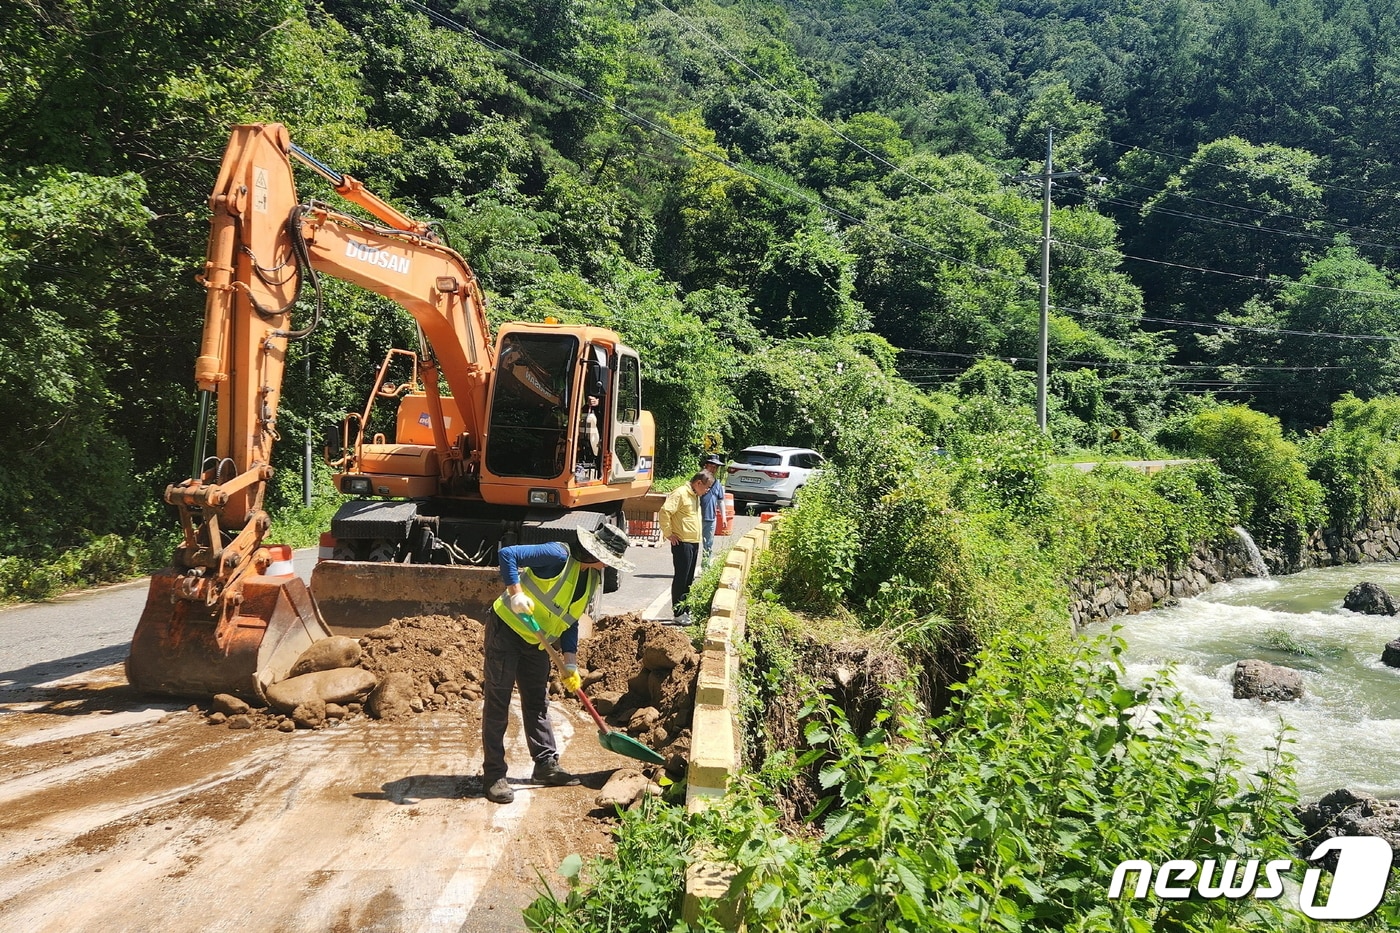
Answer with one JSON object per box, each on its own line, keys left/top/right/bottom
{"left": 126, "top": 123, "right": 654, "bottom": 698}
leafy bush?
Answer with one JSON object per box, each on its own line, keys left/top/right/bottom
{"left": 0, "top": 533, "right": 158, "bottom": 602}
{"left": 1044, "top": 462, "right": 1238, "bottom": 575}
{"left": 265, "top": 492, "right": 345, "bottom": 549}
{"left": 1301, "top": 394, "right": 1400, "bottom": 533}
{"left": 766, "top": 474, "right": 861, "bottom": 614}
{"left": 524, "top": 795, "right": 726, "bottom": 933}
{"left": 946, "top": 400, "right": 1056, "bottom": 516}
{"left": 726, "top": 333, "right": 934, "bottom": 459}
{"left": 551, "top": 635, "right": 1324, "bottom": 932}
{"left": 747, "top": 636, "right": 1311, "bottom": 932}
{"left": 851, "top": 473, "right": 1066, "bottom": 645}
{"left": 1166, "top": 406, "right": 1323, "bottom": 553}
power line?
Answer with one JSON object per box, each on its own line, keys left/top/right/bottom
{"left": 1092, "top": 192, "right": 1400, "bottom": 255}
{"left": 1105, "top": 176, "right": 1399, "bottom": 243}
{"left": 1055, "top": 238, "right": 1400, "bottom": 300}
{"left": 1054, "top": 303, "right": 1400, "bottom": 343}
{"left": 895, "top": 344, "right": 1353, "bottom": 371}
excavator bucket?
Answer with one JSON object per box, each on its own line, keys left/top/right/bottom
{"left": 309, "top": 561, "right": 504, "bottom": 635}
{"left": 126, "top": 570, "right": 332, "bottom": 701}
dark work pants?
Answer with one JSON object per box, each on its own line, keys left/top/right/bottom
{"left": 671, "top": 540, "right": 700, "bottom": 614}
{"left": 481, "top": 611, "right": 558, "bottom": 782}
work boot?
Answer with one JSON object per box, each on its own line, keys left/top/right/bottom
{"left": 532, "top": 756, "right": 581, "bottom": 786}
{"left": 484, "top": 777, "right": 515, "bottom": 804}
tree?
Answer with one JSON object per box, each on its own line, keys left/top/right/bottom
{"left": 1011, "top": 80, "right": 1108, "bottom": 170}
{"left": 0, "top": 169, "right": 153, "bottom": 552}
{"left": 846, "top": 153, "right": 1031, "bottom": 357}
{"left": 774, "top": 112, "right": 913, "bottom": 193}
{"left": 652, "top": 112, "right": 792, "bottom": 291}
{"left": 1131, "top": 137, "right": 1326, "bottom": 334}
{"left": 753, "top": 227, "right": 866, "bottom": 337}
{"left": 1207, "top": 245, "right": 1400, "bottom": 428}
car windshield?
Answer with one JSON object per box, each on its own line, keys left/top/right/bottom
{"left": 735, "top": 450, "right": 784, "bottom": 467}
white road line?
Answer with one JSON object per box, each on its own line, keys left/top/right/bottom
{"left": 642, "top": 585, "right": 672, "bottom": 621}
{"left": 414, "top": 697, "right": 576, "bottom": 932}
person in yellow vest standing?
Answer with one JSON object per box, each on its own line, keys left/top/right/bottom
{"left": 482, "top": 524, "right": 635, "bottom": 805}
{"left": 659, "top": 471, "right": 713, "bottom": 625}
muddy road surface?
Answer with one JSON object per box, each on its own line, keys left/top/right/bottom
{"left": 0, "top": 659, "right": 630, "bottom": 931}
{"left": 0, "top": 528, "right": 743, "bottom": 932}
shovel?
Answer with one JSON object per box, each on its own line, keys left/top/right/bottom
{"left": 519, "top": 614, "right": 667, "bottom": 766}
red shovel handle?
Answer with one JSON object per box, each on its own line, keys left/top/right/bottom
{"left": 571, "top": 686, "right": 611, "bottom": 732}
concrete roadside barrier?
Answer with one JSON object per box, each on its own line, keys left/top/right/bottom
{"left": 682, "top": 516, "right": 777, "bottom": 927}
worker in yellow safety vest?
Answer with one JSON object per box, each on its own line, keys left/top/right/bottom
{"left": 481, "top": 524, "right": 634, "bottom": 805}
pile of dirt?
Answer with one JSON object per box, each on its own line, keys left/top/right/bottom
{"left": 195, "top": 612, "right": 701, "bottom": 779}
{"left": 577, "top": 613, "right": 700, "bottom": 779}
{"left": 358, "top": 614, "right": 487, "bottom": 719}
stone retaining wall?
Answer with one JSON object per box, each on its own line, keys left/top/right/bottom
{"left": 1071, "top": 516, "right": 1400, "bottom": 627}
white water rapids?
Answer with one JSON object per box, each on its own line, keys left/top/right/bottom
{"left": 1083, "top": 562, "right": 1400, "bottom": 800}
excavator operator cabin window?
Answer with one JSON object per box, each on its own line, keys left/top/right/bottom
{"left": 616, "top": 356, "right": 640, "bottom": 424}
{"left": 612, "top": 355, "right": 641, "bottom": 471}
{"left": 487, "top": 333, "right": 578, "bottom": 479}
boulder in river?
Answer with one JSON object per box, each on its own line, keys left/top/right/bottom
{"left": 1232, "top": 658, "right": 1304, "bottom": 701}
{"left": 1296, "top": 788, "right": 1400, "bottom": 864}
{"left": 1342, "top": 582, "right": 1399, "bottom": 616}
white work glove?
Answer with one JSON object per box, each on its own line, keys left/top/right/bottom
{"left": 561, "top": 663, "right": 582, "bottom": 694}
{"left": 508, "top": 591, "right": 533, "bottom": 615}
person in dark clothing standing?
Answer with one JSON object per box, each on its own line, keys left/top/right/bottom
{"left": 699, "top": 454, "right": 726, "bottom": 567}
{"left": 482, "top": 524, "right": 634, "bottom": 804}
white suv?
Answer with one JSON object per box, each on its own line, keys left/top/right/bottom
{"left": 726, "top": 446, "right": 825, "bottom": 510}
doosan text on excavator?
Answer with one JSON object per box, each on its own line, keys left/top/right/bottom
{"left": 126, "top": 123, "right": 655, "bottom": 699}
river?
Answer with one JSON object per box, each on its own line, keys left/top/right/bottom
{"left": 1084, "top": 562, "right": 1400, "bottom": 800}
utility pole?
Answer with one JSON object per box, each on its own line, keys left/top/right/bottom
{"left": 1037, "top": 128, "right": 1052, "bottom": 434}
{"left": 1011, "top": 129, "right": 1099, "bottom": 433}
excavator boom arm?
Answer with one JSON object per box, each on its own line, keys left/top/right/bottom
{"left": 128, "top": 123, "right": 496, "bottom": 697}
{"left": 191, "top": 124, "right": 493, "bottom": 534}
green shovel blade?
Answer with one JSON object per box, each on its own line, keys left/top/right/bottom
{"left": 521, "top": 614, "right": 667, "bottom": 766}
{"left": 598, "top": 728, "right": 667, "bottom": 765}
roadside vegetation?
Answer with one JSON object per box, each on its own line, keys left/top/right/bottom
{"left": 529, "top": 391, "right": 1400, "bottom": 930}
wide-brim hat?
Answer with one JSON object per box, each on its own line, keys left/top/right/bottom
{"left": 576, "top": 524, "right": 636, "bottom": 573}
{"left": 701, "top": 454, "right": 725, "bottom": 467}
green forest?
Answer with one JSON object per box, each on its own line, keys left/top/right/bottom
{"left": 9, "top": 2, "right": 1400, "bottom": 927}
{"left": 9, "top": 0, "right": 1400, "bottom": 573}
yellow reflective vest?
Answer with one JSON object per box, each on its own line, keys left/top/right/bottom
{"left": 493, "top": 556, "right": 597, "bottom": 645}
